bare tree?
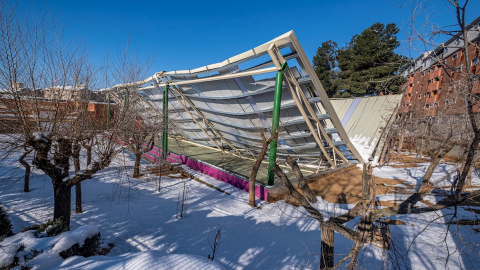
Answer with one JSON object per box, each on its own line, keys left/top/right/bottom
{"left": 103, "top": 40, "right": 155, "bottom": 178}
{"left": 0, "top": 2, "right": 123, "bottom": 231}
{"left": 248, "top": 131, "right": 275, "bottom": 207}
{"left": 123, "top": 110, "right": 158, "bottom": 178}
{"left": 444, "top": 0, "right": 480, "bottom": 200}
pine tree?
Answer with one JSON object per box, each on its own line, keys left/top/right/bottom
{"left": 313, "top": 23, "right": 407, "bottom": 97}
{"left": 313, "top": 40, "right": 339, "bottom": 97}
{"left": 336, "top": 23, "right": 407, "bottom": 96}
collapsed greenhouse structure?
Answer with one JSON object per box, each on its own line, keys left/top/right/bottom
{"left": 101, "top": 31, "right": 400, "bottom": 201}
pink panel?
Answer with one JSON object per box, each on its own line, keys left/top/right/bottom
{"left": 118, "top": 138, "right": 269, "bottom": 200}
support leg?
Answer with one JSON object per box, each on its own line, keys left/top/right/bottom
{"left": 267, "top": 66, "right": 286, "bottom": 185}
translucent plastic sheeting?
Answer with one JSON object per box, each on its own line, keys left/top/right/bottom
{"left": 105, "top": 31, "right": 364, "bottom": 166}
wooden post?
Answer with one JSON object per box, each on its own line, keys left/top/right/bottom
{"left": 320, "top": 223, "right": 334, "bottom": 269}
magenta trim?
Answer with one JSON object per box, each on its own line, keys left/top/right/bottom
{"left": 117, "top": 138, "right": 269, "bottom": 200}
{"left": 150, "top": 147, "right": 268, "bottom": 201}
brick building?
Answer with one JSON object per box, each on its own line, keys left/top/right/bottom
{"left": 399, "top": 16, "right": 480, "bottom": 116}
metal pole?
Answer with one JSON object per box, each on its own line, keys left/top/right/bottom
{"left": 106, "top": 93, "right": 110, "bottom": 127}
{"left": 162, "top": 85, "right": 169, "bottom": 160}
{"left": 267, "top": 63, "right": 287, "bottom": 185}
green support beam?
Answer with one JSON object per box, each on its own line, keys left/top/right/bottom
{"left": 162, "top": 85, "right": 169, "bottom": 160}
{"left": 267, "top": 63, "right": 287, "bottom": 185}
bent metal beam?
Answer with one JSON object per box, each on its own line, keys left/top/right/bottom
{"left": 102, "top": 30, "right": 364, "bottom": 189}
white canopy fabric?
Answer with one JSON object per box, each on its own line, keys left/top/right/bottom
{"left": 106, "top": 31, "right": 363, "bottom": 167}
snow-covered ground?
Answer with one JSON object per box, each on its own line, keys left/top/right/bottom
{"left": 1, "top": 147, "right": 480, "bottom": 269}
{"left": 350, "top": 135, "right": 377, "bottom": 163}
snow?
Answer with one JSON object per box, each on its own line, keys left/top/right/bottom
{"left": 350, "top": 135, "right": 376, "bottom": 163}
{"left": 0, "top": 231, "right": 40, "bottom": 266}
{"left": 372, "top": 162, "right": 478, "bottom": 188}
{"left": 58, "top": 252, "right": 225, "bottom": 270}
{"left": 1, "top": 139, "right": 480, "bottom": 269}
{"left": 0, "top": 225, "right": 99, "bottom": 269}
{"left": 33, "top": 132, "right": 50, "bottom": 142}
{"left": 0, "top": 213, "right": 224, "bottom": 270}
{"left": 51, "top": 225, "right": 99, "bottom": 253}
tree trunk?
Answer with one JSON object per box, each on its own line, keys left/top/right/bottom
{"left": 348, "top": 242, "right": 362, "bottom": 270}
{"left": 464, "top": 165, "right": 474, "bottom": 191}
{"left": 248, "top": 172, "right": 257, "bottom": 207}
{"left": 86, "top": 146, "right": 92, "bottom": 167}
{"left": 456, "top": 132, "right": 480, "bottom": 198}
{"left": 287, "top": 156, "right": 317, "bottom": 203}
{"left": 248, "top": 132, "right": 274, "bottom": 207}
{"left": 362, "top": 163, "right": 372, "bottom": 201}
{"left": 419, "top": 155, "right": 440, "bottom": 191}
{"left": 75, "top": 183, "right": 82, "bottom": 213}
{"left": 73, "top": 156, "right": 80, "bottom": 172}
{"left": 320, "top": 223, "right": 335, "bottom": 269}
{"left": 379, "top": 136, "right": 392, "bottom": 165}
{"left": 19, "top": 149, "right": 32, "bottom": 192}
{"left": 133, "top": 153, "right": 141, "bottom": 178}
{"left": 397, "top": 128, "right": 405, "bottom": 154}
{"left": 53, "top": 182, "right": 71, "bottom": 231}
{"left": 72, "top": 142, "right": 82, "bottom": 213}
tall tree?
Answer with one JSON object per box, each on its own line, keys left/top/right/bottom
{"left": 313, "top": 40, "right": 339, "bottom": 97}
{"left": 336, "top": 23, "right": 407, "bottom": 96}
{"left": 0, "top": 2, "right": 122, "bottom": 231}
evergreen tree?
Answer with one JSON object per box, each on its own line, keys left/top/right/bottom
{"left": 313, "top": 40, "right": 339, "bottom": 97}
{"left": 313, "top": 23, "right": 407, "bottom": 97}
{"left": 337, "top": 23, "right": 407, "bottom": 96}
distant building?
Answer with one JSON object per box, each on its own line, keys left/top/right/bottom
{"left": 43, "top": 85, "right": 85, "bottom": 100}
{"left": 399, "top": 16, "right": 480, "bottom": 116}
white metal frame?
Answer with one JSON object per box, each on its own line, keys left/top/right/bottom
{"left": 101, "top": 30, "right": 364, "bottom": 165}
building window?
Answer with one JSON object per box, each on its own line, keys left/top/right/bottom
{"left": 457, "top": 65, "right": 462, "bottom": 72}
{"left": 453, "top": 53, "right": 458, "bottom": 60}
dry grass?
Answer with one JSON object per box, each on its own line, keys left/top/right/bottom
{"left": 306, "top": 166, "right": 414, "bottom": 207}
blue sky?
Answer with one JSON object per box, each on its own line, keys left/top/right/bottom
{"left": 16, "top": 0, "right": 480, "bottom": 77}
